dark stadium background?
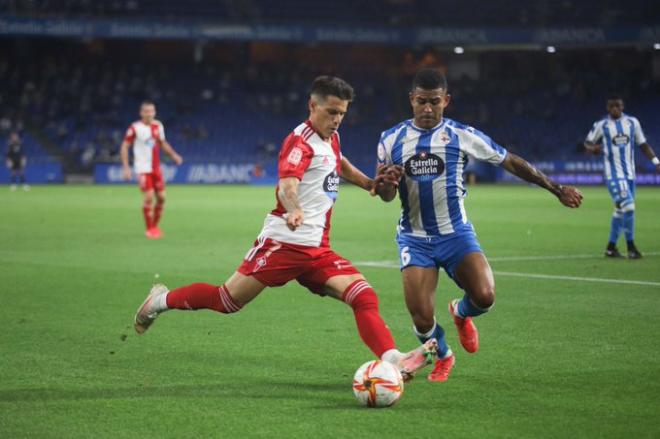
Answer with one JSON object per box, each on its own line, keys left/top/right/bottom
{"left": 1, "top": 0, "right": 659, "bottom": 186}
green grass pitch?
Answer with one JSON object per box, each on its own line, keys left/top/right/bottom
{"left": 1, "top": 184, "right": 659, "bottom": 438}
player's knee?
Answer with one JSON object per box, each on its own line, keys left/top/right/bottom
{"left": 144, "top": 194, "right": 154, "bottom": 204}
{"left": 156, "top": 193, "right": 166, "bottom": 204}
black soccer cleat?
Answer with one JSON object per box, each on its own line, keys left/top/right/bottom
{"left": 628, "top": 247, "right": 643, "bottom": 259}
{"left": 604, "top": 247, "right": 623, "bottom": 258}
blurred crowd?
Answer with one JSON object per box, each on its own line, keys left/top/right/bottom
{"left": 3, "top": 0, "right": 659, "bottom": 26}
{"left": 1, "top": 39, "right": 658, "bottom": 171}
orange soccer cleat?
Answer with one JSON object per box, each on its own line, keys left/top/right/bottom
{"left": 449, "top": 299, "right": 479, "bottom": 353}
{"left": 427, "top": 354, "right": 455, "bottom": 382}
{"left": 145, "top": 227, "right": 163, "bottom": 239}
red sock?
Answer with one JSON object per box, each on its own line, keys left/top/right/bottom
{"left": 166, "top": 283, "right": 241, "bottom": 313}
{"left": 142, "top": 201, "right": 153, "bottom": 230}
{"left": 343, "top": 280, "right": 396, "bottom": 357}
{"left": 153, "top": 199, "right": 164, "bottom": 227}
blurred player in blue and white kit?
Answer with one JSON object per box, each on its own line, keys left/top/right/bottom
{"left": 373, "top": 69, "right": 583, "bottom": 382}
{"left": 584, "top": 95, "right": 660, "bottom": 259}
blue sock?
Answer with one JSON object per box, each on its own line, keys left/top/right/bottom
{"left": 622, "top": 211, "right": 634, "bottom": 242}
{"left": 609, "top": 213, "right": 623, "bottom": 244}
{"left": 414, "top": 320, "right": 451, "bottom": 358}
{"left": 456, "top": 293, "right": 490, "bottom": 318}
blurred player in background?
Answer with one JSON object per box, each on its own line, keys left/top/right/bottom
{"left": 133, "top": 76, "right": 437, "bottom": 380}
{"left": 374, "top": 68, "right": 583, "bottom": 382}
{"left": 5, "top": 131, "right": 29, "bottom": 192}
{"left": 584, "top": 95, "right": 660, "bottom": 259}
{"left": 120, "top": 100, "right": 183, "bottom": 239}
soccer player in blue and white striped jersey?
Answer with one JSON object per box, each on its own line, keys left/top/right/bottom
{"left": 373, "top": 68, "right": 583, "bottom": 382}
{"left": 584, "top": 95, "right": 660, "bottom": 259}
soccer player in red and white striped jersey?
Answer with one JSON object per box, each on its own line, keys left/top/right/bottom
{"left": 120, "top": 101, "right": 183, "bottom": 239}
{"left": 133, "top": 77, "right": 437, "bottom": 380}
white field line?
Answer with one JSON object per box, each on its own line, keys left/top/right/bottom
{"left": 354, "top": 251, "right": 660, "bottom": 287}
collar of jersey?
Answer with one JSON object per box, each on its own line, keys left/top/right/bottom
{"left": 408, "top": 119, "right": 446, "bottom": 132}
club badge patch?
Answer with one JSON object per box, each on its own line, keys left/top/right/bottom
{"left": 287, "top": 147, "right": 303, "bottom": 165}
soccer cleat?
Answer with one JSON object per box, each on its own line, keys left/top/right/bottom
{"left": 604, "top": 247, "right": 623, "bottom": 258}
{"left": 22, "top": 184, "right": 30, "bottom": 192}
{"left": 134, "top": 283, "right": 169, "bottom": 334}
{"left": 427, "top": 354, "right": 456, "bottom": 382}
{"left": 449, "top": 299, "right": 479, "bottom": 353}
{"left": 10, "top": 184, "right": 16, "bottom": 192}
{"left": 628, "top": 248, "right": 643, "bottom": 259}
{"left": 398, "top": 339, "right": 437, "bottom": 382}
{"left": 145, "top": 228, "right": 162, "bottom": 239}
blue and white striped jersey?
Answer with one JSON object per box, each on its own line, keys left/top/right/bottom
{"left": 377, "top": 118, "right": 507, "bottom": 237}
{"left": 586, "top": 113, "right": 646, "bottom": 180}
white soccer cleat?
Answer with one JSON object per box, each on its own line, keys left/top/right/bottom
{"left": 134, "top": 283, "right": 169, "bottom": 334}
{"left": 22, "top": 184, "right": 30, "bottom": 192}
{"left": 398, "top": 338, "right": 438, "bottom": 382}
{"left": 10, "top": 184, "right": 17, "bottom": 192}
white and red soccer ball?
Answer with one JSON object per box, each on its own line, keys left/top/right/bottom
{"left": 352, "top": 360, "right": 404, "bottom": 408}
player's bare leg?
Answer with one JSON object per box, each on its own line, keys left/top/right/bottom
{"left": 134, "top": 272, "right": 265, "bottom": 334}
{"left": 323, "top": 274, "right": 437, "bottom": 381}
{"left": 152, "top": 190, "right": 166, "bottom": 237}
{"left": 142, "top": 189, "right": 157, "bottom": 238}
{"left": 450, "top": 252, "right": 496, "bottom": 353}
{"left": 401, "top": 266, "right": 455, "bottom": 382}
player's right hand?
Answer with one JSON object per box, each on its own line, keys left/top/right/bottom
{"left": 558, "top": 185, "right": 583, "bottom": 208}
{"left": 123, "top": 167, "right": 132, "bottom": 181}
{"left": 286, "top": 209, "right": 304, "bottom": 231}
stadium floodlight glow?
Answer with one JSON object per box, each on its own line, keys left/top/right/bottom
{"left": 546, "top": 46, "right": 556, "bottom": 53}
{"left": 654, "top": 43, "right": 660, "bottom": 50}
{"left": 454, "top": 46, "right": 465, "bottom": 54}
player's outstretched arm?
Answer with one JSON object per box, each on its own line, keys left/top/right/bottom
{"left": 277, "top": 177, "right": 304, "bottom": 231}
{"left": 639, "top": 143, "right": 660, "bottom": 172}
{"left": 340, "top": 156, "right": 374, "bottom": 191}
{"left": 119, "top": 140, "right": 132, "bottom": 180}
{"left": 583, "top": 141, "right": 602, "bottom": 155}
{"left": 161, "top": 140, "right": 183, "bottom": 165}
{"left": 501, "top": 153, "right": 583, "bottom": 208}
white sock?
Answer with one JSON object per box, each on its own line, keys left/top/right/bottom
{"left": 381, "top": 349, "right": 404, "bottom": 365}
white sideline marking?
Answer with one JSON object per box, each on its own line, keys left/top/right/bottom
{"left": 493, "top": 271, "right": 660, "bottom": 287}
{"left": 354, "top": 252, "right": 660, "bottom": 287}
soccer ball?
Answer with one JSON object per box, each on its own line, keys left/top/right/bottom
{"left": 352, "top": 360, "right": 404, "bottom": 408}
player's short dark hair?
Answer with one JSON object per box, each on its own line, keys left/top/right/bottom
{"left": 607, "top": 93, "right": 624, "bottom": 102}
{"left": 412, "top": 68, "right": 448, "bottom": 91}
{"left": 141, "top": 99, "right": 156, "bottom": 107}
{"left": 310, "top": 76, "right": 355, "bottom": 102}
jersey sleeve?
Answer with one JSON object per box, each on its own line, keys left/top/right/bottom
{"left": 376, "top": 131, "right": 393, "bottom": 166}
{"left": 158, "top": 122, "right": 166, "bottom": 141}
{"left": 585, "top": 121, "right": 603, "bottom": 144}
{"left": 124, "top": 125, "right": 136, "bottom": 143}
{"left": 632, "top": 118, "right": 647, "bottom": 146}
{"left": 457, "top": 126, "right": 507, "bottom": 164}
{"left": 278, "top": 133, "right": 314, "bottom": 180}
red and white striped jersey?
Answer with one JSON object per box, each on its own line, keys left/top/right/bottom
{"left": 124, "top": 120, "right": 166, "bottom": 174}
{"left": 259, "top": 120, "right": 342, "bottom": 248}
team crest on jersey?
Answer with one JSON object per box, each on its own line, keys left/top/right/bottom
{"left": 377, "top": 143, "right": 387, "bottom": 162}
{"left": 613, "top": 134, "right": 630, "bottom": 146}
{"left": 323, "top": 170, "right": 340, "bottom": 200}
{"left": 287, "top": 147, "right": 303, "bottom": 165}
{"left": 438, "top": 130, "right": 450, "bottom": 146}
{"left": 404, "top": 152, "right": 445, "bottom": 182}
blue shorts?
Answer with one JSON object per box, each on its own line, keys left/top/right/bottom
{"left": 606, "top": 178, "right": 635, "bottom": 208}
{"left": 396, "top": 223, "right": 483, "bottom": 284}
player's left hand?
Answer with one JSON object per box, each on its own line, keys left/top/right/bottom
{"left": 173, "top": 154, "right": 183, "bottom": 165}
{"left": 558, "top": 185, "right": 583, "bottom": 208}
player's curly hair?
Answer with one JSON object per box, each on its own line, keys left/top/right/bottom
{"left": 412, "top": 68, "right": 448, "bottom": 91}
{"left": 310, "top": 76, "right": 355, "bottom": 102}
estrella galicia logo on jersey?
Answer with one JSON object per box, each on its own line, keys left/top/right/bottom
{"left": 613, "top": 134, "right": 630, "bottom": 146}
{"left": 404, "top": 152, "right": 445, "bottom": 182}
{"left": 323, "top": 170, "right": 339, "bottom": 200}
